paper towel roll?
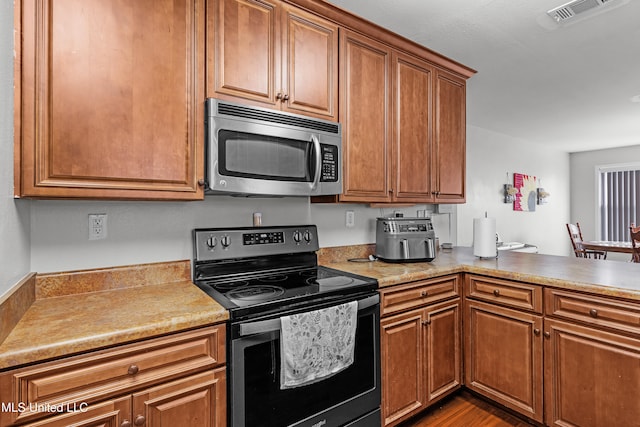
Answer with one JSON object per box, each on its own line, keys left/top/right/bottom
{"left": 473, "top": 217, "right": 497, "bottom": 258}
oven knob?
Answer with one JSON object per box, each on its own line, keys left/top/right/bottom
{"left": 206, "top": 236, "right": 217, "bottom": 249}
{"left": 221, "top": 235, "right": 231, "bottom": 248}
{"left": 303, "top": 230, "right": 313, "bottom": 243}
{"left": 293, "top": 230, "right": 302, "bottom": 243}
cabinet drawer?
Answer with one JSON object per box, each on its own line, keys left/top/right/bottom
{"left": 465, "top": 275, "right": 542, "bottom": 313}
{"left": 545, "top": 288, "right": 640, "bottom": 335}
{"left": 1, "top": 325, "right": 225, "bottom": 425}
{"left": 380, "top": 275, "right": 459, "bottom": 316}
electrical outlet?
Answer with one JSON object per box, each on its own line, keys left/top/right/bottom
{"left": 89, "top": 214, "right": 108, "bottom": 240}
{"left": 345, "top": 210, "right": 355, "bottom": 228}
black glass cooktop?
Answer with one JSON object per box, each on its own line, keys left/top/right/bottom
{"left": 194, "top": 265, "right": 377, "bottom": 320}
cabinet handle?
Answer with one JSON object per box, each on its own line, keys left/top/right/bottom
{"left": 127, "top": 364, "right": 139, "bottom": 375}
{"left": 121, "top": 421, "right": 132, "bottom": 427}
{"left": 197, "top": 178, "right": 206, "bottom": 187}
{"left": 276, "top": 92, "right": 283, "bottom": 100}
{"left": 421, "top": 319, "right": 431, "bottom": 326}
{"left": 534, "top": 328, "right": 541, "bottom": 336}
{"left": 134, "top": 415, "right": 146, "bottom": 426}
{"left": 493, "top": 289, "right": 500, "bottom": 297}
{"left": 283, "top": 94, "right": 290, "bottom": 101}
{"left": 543, "top": 331, "right": 551, "bottom": 338}
{"left": 420, "top": 290, "right": 428, "bottom": 297}
{"left": 389, "top": 188, "right": 393, "bottom": 193}
{"left": 589, "top": 308, "right": 598, "bottom": 318}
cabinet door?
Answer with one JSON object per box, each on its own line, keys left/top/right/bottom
{"left": 22, "top": 397, "right": 130, "bottom": 427}
{"left": 424, "top": 299, "right": 461, "bottom": 405}
{"left": 19, "top": 0, "right": 205, "bottom": 200}
{"left": 339, "top": 30, "right": 392, "bottom": 202}
{"left": 208, "top": 0, "right": 280, "bottom": 106}
{"left": 392, "top": 52, "right": 434, "bottom": 203}
{"left": 544, "top": 318, "right": 640, "bottom": 427}
{"left": 133, "top": 368, "right": 226, "bottom": 427}
{"left": 465, "top": 299, "right": 543, "bottom": 422}
{"left": 380, "top": 310, "right": 425, "bottom": 427}
{"left": 433, "top": 70, "right": 466, "bottom": 203}
{"left": 281, "top": 5, "right": 338, "bottom": 120}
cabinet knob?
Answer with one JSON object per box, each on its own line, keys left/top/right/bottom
{"left": 121, "top": 421, "right": 132, "bottom": 427}
{"left": 493, "top": 289, "right": 500, "bottom": 297}
{"left": 421, "top": 319, "right": 431, "bottom": 326}
{"left": 283, "top": 94, "right": 290, "bottom": 101}
{"left": 534, "top": 328, "right": 541, "bottom": 336}
{"left": 276, "top": 92, "right": 283, "bottom": 100}
{"left": 127, "top": 364, "right": 139, "bottom": 375}
{"left": 589, "top": 308, "right": 598, "bottom": 318}
{"left": 197, "top": 178, "right": 206, "bottom": 187}
{"left": 543, "top": 331, "right": 551, "bottom": 338}
{"left": 420, "top": 290, "right": 428, "bottom": 297}
{"left": 134, "top": 415, "right": 146, "bottom": 426}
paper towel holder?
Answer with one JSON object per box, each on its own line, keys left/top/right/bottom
{"left": 473, "top": 212, "right": 499, "bottom": 259}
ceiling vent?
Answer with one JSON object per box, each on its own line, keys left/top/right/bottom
{"left": 547, "top": 0, "right": 618, "bottom": 23}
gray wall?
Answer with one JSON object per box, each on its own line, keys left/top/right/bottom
{"left": 0, "top": 1, "right": 30, "bottom": 294}
{"left": 458, "top": 125, "right": 571, "bottom": 256}
{"left": 570, "top": 145, "right": 640, "bottom": 261}
{"left": 1, "top": 1, "right": 573, "bottom": 296}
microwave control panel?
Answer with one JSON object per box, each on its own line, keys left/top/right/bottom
{"left": 320, "top": 144, "right": 338, "bottom": 182}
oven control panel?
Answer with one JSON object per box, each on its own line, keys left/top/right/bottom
{"left": 243, "top": 232, "right": 284, "bottom": 245}
{"left": 194, "top": 225, "right": 319, "bottom": 261}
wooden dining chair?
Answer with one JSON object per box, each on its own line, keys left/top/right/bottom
{"left": 629, "top": 223, "right": 640, "bottom": 263}
{"left": 566, "top": 223, "right": 607, "bottom": 259}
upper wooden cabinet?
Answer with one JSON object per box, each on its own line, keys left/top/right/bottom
{"left": 338, "top": 29, "right": 392, "bottom": 202}
{"left": 16, "top": 0, "right": 206, "bottom": 200}
{"left": 433, "top": 70, "right": 466, "bottom": 202}
{"left": 319, "top": 31, "right": 470, "bottom": 204}
{"left": 208, "top": 0, "right": 339, "bottom": 121}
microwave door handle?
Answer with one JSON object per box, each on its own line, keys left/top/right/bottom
{"left": 310, "top": 135, "right": 321, "bottom": 190}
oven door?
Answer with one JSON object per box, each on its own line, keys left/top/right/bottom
{"left": 229, "top": 294, "right": 380, "bottom": 427}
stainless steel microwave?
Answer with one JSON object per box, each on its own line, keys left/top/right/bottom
{"left": 205, "top": 98, "right": 342, "bottom": 197}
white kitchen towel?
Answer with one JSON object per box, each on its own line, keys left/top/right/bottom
{"left": 279, "top": 301, "right": 358, "bottom": 389}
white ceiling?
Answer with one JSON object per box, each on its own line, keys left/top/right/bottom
{"left": 325, "top": 0, "right": 640, "bottom": 153}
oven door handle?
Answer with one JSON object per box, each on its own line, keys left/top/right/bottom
{"left": 239, "top": 294, "right": 379, "bottom": 337}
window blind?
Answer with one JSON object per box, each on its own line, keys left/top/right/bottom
{"left": 599, "top": 168, "right": 640, "bottom": 241}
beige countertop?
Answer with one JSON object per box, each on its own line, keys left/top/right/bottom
{"left": 323, "top": 247, "right": 640, "bottom": 301}
{"left": 0, "top": 261, "right": 228, "bottom": 370}
{"left": 2, "top": 248, "right": 639, "bottom": 371}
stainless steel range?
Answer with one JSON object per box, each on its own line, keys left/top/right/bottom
{"left": 193, "top": 225, "right": 381, "bottom": 427}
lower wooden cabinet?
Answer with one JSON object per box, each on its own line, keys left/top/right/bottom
{"left": 0, "top": 325, "right": 226, "bottom": 427}
{"left": 381, "top": 298, "right": 461, "bottom": 426}
{"left": 464, "top": 299, "right": 543, "bottom": 423}
{"left": 544, "top": 317, "right": 640, "bottom": 427}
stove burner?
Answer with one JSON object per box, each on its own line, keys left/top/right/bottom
{"left": 226, "top": 285, "right": 286, "bottom": 302}
{"left": 312, "top": 277, "right": 355, "bottom": 287}
{"left": 213, "top": 280, "right": 249, "bottom": 292}
{"left": 258, "top": 275, "right": 288, "bottom": 283}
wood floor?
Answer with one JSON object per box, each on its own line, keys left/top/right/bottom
{"left": 400, "top": 391, "right": 536, "bottom": 427}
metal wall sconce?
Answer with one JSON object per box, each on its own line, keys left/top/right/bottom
{"left": 537, "top": 188, "right": 550, "bottom": 205}
{"left": 503, "top": 173, "right": 517, "bottom": 203}
{"left": 504, "top": 184, "right": 517, "bottom": 203}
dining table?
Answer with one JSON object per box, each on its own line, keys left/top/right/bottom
{"left": 580, "top": 240, "right": 634, "bottom": 254}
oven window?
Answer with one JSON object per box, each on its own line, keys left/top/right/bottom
{"left": 237, "top": 313, "right": 376, "bottom": 426}
{"left": 219, "top": 130, "right": 312, "bottom": 182}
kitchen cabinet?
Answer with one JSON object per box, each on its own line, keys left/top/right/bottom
{"left": 0, "top": 325, "right": 226, "bottom": 427}
{"left": 336, "top": 29, "right": 392, "bottom": 202}
{"left": 380, "top": 275, "right": 462, "bottom": 427}
{"left": 543, "top": 289, "right": 640, "bottom": 427}
{"left": 432, "top": 70, "right": 466, "bottom": 202}
{"left": 464, "top": 275, "right": 543, "bottom": 423}
{"left": 315, "top": 33, "right": 468, "bottom": 204}
{"left": 208, "top": 0, "right": 338, "bottom": 121}
{"left": 16, "top": 0, "right": 205, "bottom": 200}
